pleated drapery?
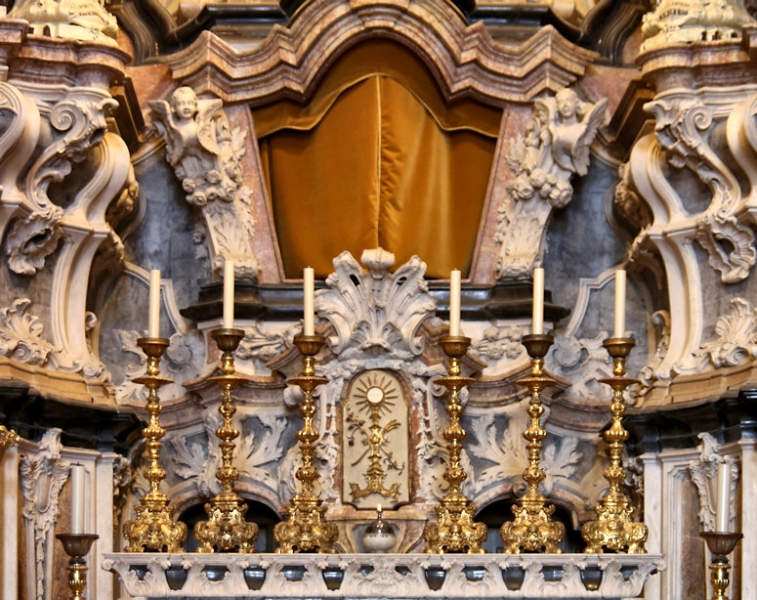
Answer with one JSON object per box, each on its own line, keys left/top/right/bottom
{"left": 254, "top": 41, "right": 501, "bottom": 279}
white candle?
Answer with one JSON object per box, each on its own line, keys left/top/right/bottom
{"left": 715, "top": 459, "right": 731, "bottom": 532}
{"left": 223, "top": 259, "right": 234, "bottom": 329}
{"left": 70, "top": 464, "right": 85, "bottom": 534}
{"left": 303, "top": 267, "right": 315, "bottom": 336}
{"left": 532, "top": 267, "right": 544, "bottom": 335}
{"left": 449, "top": 269, "right": 461, "bottom": 336}
{"left": 614, "top": 269, "right": 627, "bottom": 338}
{"left": 148, "top": 269, "right": 161, "bottom": 338}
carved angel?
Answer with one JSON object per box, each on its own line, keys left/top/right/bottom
{"left": 149, "top": 87, "right": 227, "bottom": 174}
{"left": 529, "top": 88, "right": 607, "bottom": 178}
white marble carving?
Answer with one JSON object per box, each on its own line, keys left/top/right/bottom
{"left": 495, "top": 88, "right": 607, "bottom": 279}
{"left": 150, "top": 87, "right": 260, "bottom": 281}
{"left": 688, "top": 433, "right": 739, "bottom": 532}
{"left": 115, "top": 329, "right": 204, "bottom": 404}
{"left": 646, "top": 96, "right": 756, "bottom": 284}
{"left": 170, "top": 410, "right": 287, "bottom": 501}
{"left": 638, "top": 310, "right": 673, "bottom": 395}
{"left": 0, "top": 299, "right": 58, "bottom": 366}
{"left": 697, "top": 297, "right": 757, "bottom": 368}
{"left": 0, "top": 77, "right": 133, "bottom": 395}
{"left": 549, "top": 331, "right": 615, "bottom": 404}
{"left": 467, "top": 406, "right": 583, "bottom": 501}
{"left": 470, "top": 325, "right": 526, "bottom": 367}
{"left": 318, "top": 248, "right": 436, "bottom": 359}
{"left": 19, "top": 429, "right": 68, "bottom": 600}
{"left": 9, "top": 0, "right": 118, "bottom": 44}
{"left": 640, "top": 0, "right": 754, "bottom": 53}
{"left": 103, "top": 552, "right": 665, "bottom": 599}
{"left": 7, "top": 93, "right": 118, "bottom": 275}
{"left": 236, "top": 323, "right": 298, "bottom": 364}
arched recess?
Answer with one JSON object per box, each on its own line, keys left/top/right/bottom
{"left": 161, "top": 0, "right": 597, "bottom": 282}
{"left": 252, "top": 40, "right": 501, "bottom": 278}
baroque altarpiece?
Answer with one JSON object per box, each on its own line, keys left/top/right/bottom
{"left": 0, "top": 0, "right": 756, "bottom": 599}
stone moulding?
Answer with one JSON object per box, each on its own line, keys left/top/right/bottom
{"left": 103, "top": 552, "right": 665, "bottom": 599}
{"left": 161, "top": 0, "right": 597, "bottom": 104}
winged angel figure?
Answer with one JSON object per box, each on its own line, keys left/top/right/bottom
{"left": 507, "top": 88, "right": 607, "bottom": 208}
{"left": 150, "top": 87, "right": 239, "bottom": 207}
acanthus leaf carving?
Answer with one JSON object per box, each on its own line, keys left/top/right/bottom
{"left": 19, "top": 428, "right": 70, "bottom": 600}
{"left": 0, "top": 298, "right": 59, "bottom": 366}
{"left": 696, "top": 297, "right": 757, "bottom": 368}
{"left": 494, "top": 88, "right": 607, "bottom": 280}
{"left": 319, "top": 248, "right": 436, "bottom": 359}
{"left": 150, "top": 87, "right": 260, "bottom": 281}
{"left": 115, "top": 329, "right": 204, "bottom": 404}
{"left": 236, "top": 323, "right": 297, "bottom": 363}
{"left": 7, "top": 93, "right": 118, "bottom": 276}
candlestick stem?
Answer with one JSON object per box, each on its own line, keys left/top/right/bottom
{"left": 56, "top": 534, "right": 98, "bottom": 600}
{"left": 123, "top": 337, "right": 187, "bottom": 552}
{"left": 582, "top": 336, "right": 647, "bottom": 553}
{"left": 274, "top": 334, "right": 338, "bottom": 553}
{"left": 702, "top": 532, "right": 743, "bottom": 600}
{"left": 500, "top": 333, "right": 564, "bottom": 553}
{"left": 194, "top": 328, "right": 259, "bottom": 553}
{"left": 424, "top": 335, "right": 487, "bottom": 553}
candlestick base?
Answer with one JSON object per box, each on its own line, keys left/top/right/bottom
{"left": 701, "top": 532, "right": 743, "bottom": 600}
{"left": 56, "top": 534, "right": 98, "bottom": 600}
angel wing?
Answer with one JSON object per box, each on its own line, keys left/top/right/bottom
{"left": 148, "top": 99, "right": 183, "bottom": 166}
{"left": 521, "top": 97, "right": 554, "bottom": 171}
{"left": 196, "top": 98, "right": 225, "bottom": 155}
{"left": 571, "top": 98, "right": 607, "bottom": 176}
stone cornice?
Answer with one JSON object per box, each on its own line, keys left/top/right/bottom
{"left": 160, "top": 0, "right": 598, "bottom": 104}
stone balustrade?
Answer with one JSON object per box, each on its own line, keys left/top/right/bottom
{"left": 103, "top": 552, "right": 664, "bottom": 599}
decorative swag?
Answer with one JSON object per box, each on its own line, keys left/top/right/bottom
{"left": 253, "top": 40, "right": 502, "bottom": 279}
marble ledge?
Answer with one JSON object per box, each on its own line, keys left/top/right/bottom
{"left": 103, "top": 552, "right": 665, "bottom": 599}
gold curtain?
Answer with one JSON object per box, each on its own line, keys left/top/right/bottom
{"left": 254, "top": 40, "right": 501, "bottom": 279}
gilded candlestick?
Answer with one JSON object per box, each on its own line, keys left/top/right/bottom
{"left": 56, "top": 533, "right": 98, "bottom": 600}
{"left": 123, "top": 337, "right": 187, "bottom": 552}
{"left": 501, "top": 333, "right": 565, "bottom": 554}
{"left": 274, "top": 334, "right": 338, "bottom": 553}
{"left": 582, "top": 337, "right": 647, "bottom": 554}
{"left": 194, "top": 328, "right": 259, "bottom": 553}
{"left": 702, "top": 532, "right": 742, "bottom": 600}
{"left": 424, "top": 335, "right": 487, "bottom": 554}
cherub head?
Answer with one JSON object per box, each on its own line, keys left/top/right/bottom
{"left": 171, "top": 87, "right": 198, "bottom": 121}
{"left": 555, "top": 88, "right": 579, "bottom": 121}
